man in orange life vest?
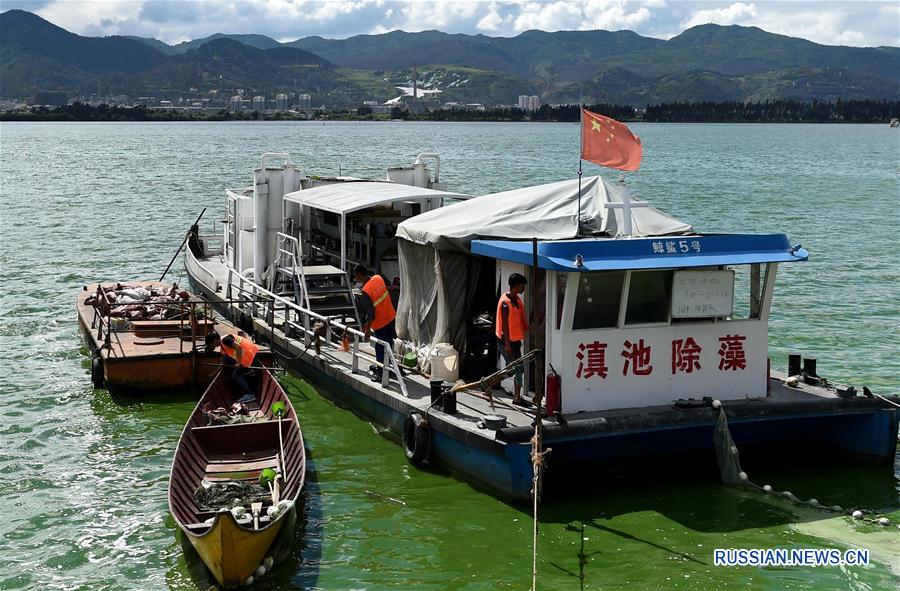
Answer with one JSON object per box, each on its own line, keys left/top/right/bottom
{"left": 206, "top": 332, "right": 260, "bottom": 403}
{"left": 497, "top": 273, "right": 532, "bottom": 407}
{"left": 354, "top": 265, "right": 396, "bottom": 382}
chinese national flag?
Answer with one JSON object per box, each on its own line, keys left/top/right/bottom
{"left": 580, "top": 108, "right": 642, "bottom": 171}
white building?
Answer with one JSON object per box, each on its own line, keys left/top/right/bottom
{"left": 252, "top": 95, "right": 266, "bottom": 111}
{"left": 230, "top": 95, "right": 242, "bottom": 111}
{"left": 518, "top": 94, "right": 541, "bottom": 111}
{"left": 298, "top": 94, "right": 312, "bottom": 109}
{"left": 275, "top": 93, "right": 289, "bottom": 112}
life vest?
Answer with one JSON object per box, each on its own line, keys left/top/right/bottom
{"left": 221, "top": 335, "right": 259, "bottom": 368}
{"left": 362, "top": 274, "right": 396, "bottom": 331}
{"left": 495, "top": 293, "right": 528, "bottom": 342}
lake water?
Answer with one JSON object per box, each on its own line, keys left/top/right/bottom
{"left": 0, "top": 121, "right": 897, "bottom": 590}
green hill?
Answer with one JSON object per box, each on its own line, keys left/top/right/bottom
{"left": 1, "top": 9, "right": 897, "bottom": 106}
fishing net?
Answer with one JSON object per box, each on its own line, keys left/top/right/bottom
{"left": 194, "top": 480, "right": 270, "bottom": 512}
{"left": 713, "top": 406, "right": 746, "bottom": 486}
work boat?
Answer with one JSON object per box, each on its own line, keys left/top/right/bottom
{"left": 185, "top": 153, "right": 899, "bottom": 502}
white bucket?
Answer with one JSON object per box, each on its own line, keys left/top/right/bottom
{"left": 429, "top": 343, "right": 459, "bottom": 382}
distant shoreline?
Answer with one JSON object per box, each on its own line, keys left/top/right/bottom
{"left": 2, "top": 99, "right": 897, "bottom": 124}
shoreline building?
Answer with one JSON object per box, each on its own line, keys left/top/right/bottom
{"left": 275, "top": 93, "right": 289, "bottom": 112}
{"left": 518, "top": 95, "right": 541, "bottom": 112}
{"left": 298, "top": 94, "right": 312, "bottom": 110}
{"left": 252, "top": 95, "right": 266, "bottom": 112}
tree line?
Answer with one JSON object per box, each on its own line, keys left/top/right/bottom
{"left": 2, "top": 99, "right": 897, "bottom": 123}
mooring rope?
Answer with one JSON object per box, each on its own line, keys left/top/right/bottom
{"left": 530, "top": 392, "right": 551, "bottom": 591}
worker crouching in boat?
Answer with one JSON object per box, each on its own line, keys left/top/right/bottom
{"left": 206, "top": 332, "right": 260, "bottom": 403}
{"left": 354, "top": 265, "right": 397, "bottom": 382}
{"left": 497, "top": 273, "right": 532, "bottom": 407}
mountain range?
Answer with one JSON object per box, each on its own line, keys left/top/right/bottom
{"left": 1, "top": 9, "right": 898, "bottom": 106}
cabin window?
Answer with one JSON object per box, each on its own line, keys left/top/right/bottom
{"left": 572, "top": 271, "right": 625, "bottom": 330}
{"left": 625, "top": 270, "right": 673, "bottom": 325}
{"left": 556, "top": 273, "right": 568, "bottom": 329}
{"left": 728, "top": 263, "right": 768, "bottom": 320}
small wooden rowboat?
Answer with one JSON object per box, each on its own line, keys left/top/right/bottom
{"left": 77, "top": 281, "right": 242, "bottom": 390}
{"left": 168, "top": 368, "right": 305, "bottom": 587}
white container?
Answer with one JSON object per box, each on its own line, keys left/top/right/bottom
{"left": 429, "top": 343, "right": 459, "bottom": 382}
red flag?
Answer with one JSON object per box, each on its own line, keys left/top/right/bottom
{"left": 580, "top": 108, "right": 642, "bottom": 171}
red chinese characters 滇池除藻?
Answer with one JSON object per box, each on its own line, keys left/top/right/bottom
{"left": 718, "top": 334, "right": 747, "bottom": 371}
{"left": 622, "top": 339, "right": 653, "bottom": 376}
{"left": 576, "top": 341, "right": 608, "bottom": 379}
{"left": 671, "top": 337, "right": 702, "bottom": 374}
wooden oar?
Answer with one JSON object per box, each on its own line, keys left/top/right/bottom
{"left": 160, "top": 207, "right": 206, "bottom": 282}
{"left": 271, "top": 401, "right": 288, "bottom": 482}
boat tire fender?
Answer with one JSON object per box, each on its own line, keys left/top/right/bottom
{"left": 402, "top": 413, "right": 431, "bottom": 465}
{"left": 91, "top": 355, "right": 105, "bottom": 389}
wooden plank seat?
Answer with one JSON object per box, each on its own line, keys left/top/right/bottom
{"left": 190, "top": 419, "right": 292, "bottom": 456}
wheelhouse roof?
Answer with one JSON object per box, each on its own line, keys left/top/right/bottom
{"left": 283, "top": 181, "right": 471, "bottom": 215}
{"left": 471, "top": 234, "right": 809, "bottom": 272}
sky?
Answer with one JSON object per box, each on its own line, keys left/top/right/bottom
{"left": 2, "top": 0, "right": 898, "bottom": 47}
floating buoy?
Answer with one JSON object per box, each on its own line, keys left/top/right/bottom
{"left": 785, "top": 376, "right": 800, "bottom": 387}
{"left": 808, "top": 498, "right": 819, "bottom": 506}
{"left": 730, "top": 445, "right": 738, "bottom": 455}
{"left": 256, "top": 565, "right": 267, "bottom": 577}
{"left": 782, "top": 491, "right": 798, "bottom": 502}
{"left": 738, "top": 471, "right": 748, "bottom": 482}
{"left": 277, "top": 500, "right": 294, "bottom": 511}
{"left": 712, "top": 399, "right": 722, "bottom": 409}
{"left": 244, "top": 575, "right": 254, "bottom": 586}
{"left": 266, "top": 505, "right": 280, "bottom": 518}
{"left": 762, "top": 484, "right": 772, "bottom": 493}
{"left": 831, "top": 505, "right": 842, "bottom": 512}
{"left": 231, "top": 506, "right": 246, "bottom": 518}
{"left": 264, "top": 556, "right": 274, "bottom": 569}
{"left": 852, "top": 510, "right": 863, "bottom": 519}
{"left": 877, "top": 517, "right": 890, "bottom": 526}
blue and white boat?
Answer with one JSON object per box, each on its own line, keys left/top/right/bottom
{"left": 184, "top": 153, "right": 898, "bottom": 502}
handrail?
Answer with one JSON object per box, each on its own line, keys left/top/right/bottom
{"left": 227, "top": 267, "right": 408, "bottom": 397}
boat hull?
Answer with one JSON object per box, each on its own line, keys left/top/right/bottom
{"left": 168, "top": 363, "right": 305, "bottom": 585}
{"left": 186, "top": 256, "right": 897, "bottom": 502}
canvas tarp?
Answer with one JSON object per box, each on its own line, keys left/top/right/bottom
{"left": 395, "top": 176, "right": 692, "bottom": 352}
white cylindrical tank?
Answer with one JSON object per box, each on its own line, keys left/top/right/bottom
{"left": 413, "top": 162, "right": 428, "bottom": 187}
{"left": 429, "top": 343, "right": 459, "bottom": 382}
{"left": 253, "top": 169, "right": 269, "bottom": 285}
{"left": 387, "top": 165, "right": 415, "bottom": 185}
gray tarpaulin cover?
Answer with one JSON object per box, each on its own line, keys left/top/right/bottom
{"left": 395, "top": 176, "right": 692, "bottom": 351}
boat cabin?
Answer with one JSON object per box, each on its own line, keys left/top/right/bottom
{"left": 394, "top": 175, "right": 808, "bottom": 413}
{"left": 221, "top": 153, "right": 468, "bottom": 300}
{"left": 471, "top": 235, "right": 808, "bottom": 412}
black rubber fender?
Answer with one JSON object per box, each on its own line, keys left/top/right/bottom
{"left": 91, "top": 355, "right": 105, "bottom": 389}
{"left": 402, "top": 413, "right": 431, "bottom": 465}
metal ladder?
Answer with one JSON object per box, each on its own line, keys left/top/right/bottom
{"left": 273, "top": 232, "right": 361, "bottom": 328}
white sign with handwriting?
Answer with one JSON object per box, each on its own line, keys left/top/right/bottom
{"left": 671, "top": 270, "right": 734, "bottom": 318}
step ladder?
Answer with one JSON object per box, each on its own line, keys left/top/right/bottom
{"left": 272, "top": 233, "right": 361, "bottom": 328}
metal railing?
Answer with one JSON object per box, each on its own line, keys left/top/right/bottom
{"left": 225, "top": 267, "right": 409, "bottom": 397}
{"left": 90, "top": 285, "right": 213, "bottom": 355}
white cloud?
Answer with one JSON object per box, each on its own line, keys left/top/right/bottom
{"left": 680, "top": 2, "right": 757, "bottom": 29}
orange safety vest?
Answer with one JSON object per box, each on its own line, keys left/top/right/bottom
{"left": 221, "top": 335, "right": 259, "bottom": 368}
{"left": 496, "top": 293, "right": 528, "bottom": 342}
{"left": 362, "top": 274, "right": 396, "bottom": 331}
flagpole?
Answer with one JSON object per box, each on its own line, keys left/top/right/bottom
{"left": 577, "top": 107, "right": 583, "bottom": 238}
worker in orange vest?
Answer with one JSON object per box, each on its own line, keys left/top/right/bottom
{"left": 354, "top": 265, "right": 397, "bottom": 382}
{"left": 206, "top": 331, "right": 260, "bottom": 403}
{"left": 496, "top": 273, "right": 531, "bottom": 407}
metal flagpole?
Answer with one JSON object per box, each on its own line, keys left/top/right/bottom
{"left": 576, "top": 107, "right": 583, "bottom": 238}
